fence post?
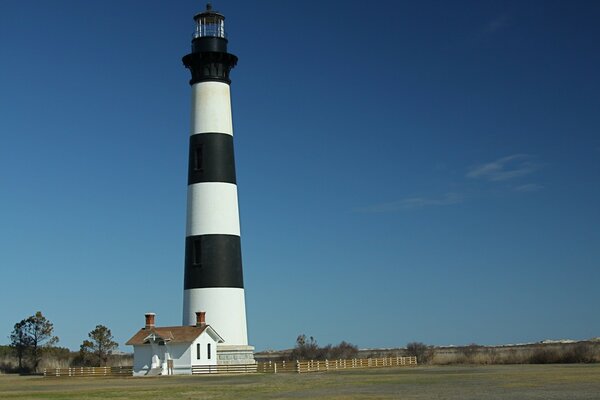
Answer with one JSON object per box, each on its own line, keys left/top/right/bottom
{"left": 296, "top": 360, "right": 300, "bottom": 374}
{"left": 274, "top": 363, "right": 277, "bottom": 374}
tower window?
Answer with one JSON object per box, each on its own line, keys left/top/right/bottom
{"left": 192, "top": 238, "right": 202, "bottom": 266}
{"left": 207, "top": 343, "right": 211, "bottom": 359}
{"left": 193, "top": 145, "right": 203, "bottom": 171}
{"left": 197, "top": 343, "right": 201, "bottom": 359}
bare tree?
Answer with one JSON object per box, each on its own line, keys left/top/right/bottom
{"left": 291, "top": 334, "right": 320, "bottom": 360}
{"left": 329, "top": 341, "right": 359, "bottom": 360}
{"left": 406, "top": 342, "right": 434, "bottom": 364}
{"left": 290, "top": 335, "right": 359, "bottom": 361}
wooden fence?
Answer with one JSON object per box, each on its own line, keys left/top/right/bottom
{"left": 257, "top": 360, "right": 298, "bottom": 373}
{"left": 43, "top": 366, "right": 133, "bottom": 378}
{"left": 44, "top": 356, "right": 416, "bottom": 377}
{"left": 192, "top": 364, "right": 258, "bottom": 374}
{"left": 258, "top": 356, "right": 417, "bottom": 374}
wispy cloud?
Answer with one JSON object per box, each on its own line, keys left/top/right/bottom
{"left": 514, "top": 183, "right": 544, "bottom": 192}
{"left": 467, "top": 154, "right": 541, "bottom": 182}
{"left": 355, "top": 192, "right": 462, "bottom": 213}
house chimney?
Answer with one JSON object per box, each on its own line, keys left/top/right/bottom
{"left": 195, "top": 311, "right": 206, "bottom": 326}
{"left": 145, "top": 313, "right": 156, "bottom": 329}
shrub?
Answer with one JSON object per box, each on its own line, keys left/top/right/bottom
{"left": 529, "top": 347, "right": 561, "bottom": 364}
{"left": 289, "top": 335, "right": 359, "bottom": 361}
{"left": 406, "top": 342, "right": 434, "bottom": 364}
{"left": 459, "top": 343, "right": 480, "bottom": 363}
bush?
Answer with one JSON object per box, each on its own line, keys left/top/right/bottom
{"left": 290, "top": 335, "right": 358, "bottom": 361}
{"left": 460, "top": 343, "right": 480, "bottom": 363}
{"left": 406, "top": 342, "right": 434, "bottom": 364}
{"left": 529, "top": 347, "right": 561, "bottom": 364}
{"left": 563, "top": 343, "right": 595, "bottom": 363}
{"left": 328, "top": 341, "right": 359, "bottom": 360}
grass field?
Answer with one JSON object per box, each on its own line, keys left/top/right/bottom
{"left": 1, "top": 364, "right": 600, "bottom": 399}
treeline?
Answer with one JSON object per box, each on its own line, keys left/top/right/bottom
{"left": 2, "top": 311, "right": 129, "bottom": 374}
{"left": 258, "top": 339, "right": 600, "bottom": 365}
{"left": 390, "top": 341, "right": 599, "bottom": 365}
{"left": 430, "top": 341, "right": 599, "bottom": 365}
{"left": 287, "top": 334, "right": 359, "bottom": 361}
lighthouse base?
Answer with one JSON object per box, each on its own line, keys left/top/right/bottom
{"left": 217, "top": 344, "right": 255, "bottom": 365}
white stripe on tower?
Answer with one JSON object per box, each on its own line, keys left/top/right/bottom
{"left": 191, "top": 82, "right": 233, "bottom": 135}
{"left": 186, "top": 182, "right": 240, "bottom": 236}
{"left": 182, "top": 6, "right": 248, "bottom": 348}
{"left": 183, "top": 288, "right": 248, "bottom": 345}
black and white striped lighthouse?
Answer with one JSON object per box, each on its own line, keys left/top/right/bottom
{"left": 181, "top": 4, "right": 252, "bottom": 359}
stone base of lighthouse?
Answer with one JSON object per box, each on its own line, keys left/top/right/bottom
{"left": 217, "top": 345, "right": 255, "bottom": 365}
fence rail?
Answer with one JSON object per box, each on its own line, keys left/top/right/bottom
{"left": 43, "top": 356, "right": 416, "bottom": 377}
{"left": 257, "top": 360, "right": 299, "bottom": 373}
{"left": 257, "top": 356, "right": 417, "bottom": 374}
{"left": 43, "top": 366, "right": 133, "bottom": 378}
{"left": 192, "top": 364, "right": 258, "bottom": 374}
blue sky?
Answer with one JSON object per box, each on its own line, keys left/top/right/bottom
{"left": 1, "top": 0, "right": 599, "bottom": 352}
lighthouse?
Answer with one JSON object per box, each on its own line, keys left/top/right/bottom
{"left": 181, "top": 4, "right": 254, "bottom": 364}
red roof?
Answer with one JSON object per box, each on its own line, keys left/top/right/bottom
{"left": 126, "top": 325, "right": 210, "bottom": 346}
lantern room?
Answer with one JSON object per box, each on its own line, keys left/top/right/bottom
{"left": 193, "top": 3, "right": 226, "bottom": 39}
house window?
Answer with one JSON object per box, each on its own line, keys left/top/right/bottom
{"left": 207, "top": 343, "right": 211, "bottom": 360}
{"left": 193, "top": 145, "right": 203, "bottom": 171}
{"left": 193, "top": 238, "right": 202, "bottom": 266}
{"left": 196, "top": 343, "right": 201, "bottom": 360}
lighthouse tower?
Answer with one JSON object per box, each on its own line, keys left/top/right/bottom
{"left": 181, "top": 4, "right": 253, "bottom": 364}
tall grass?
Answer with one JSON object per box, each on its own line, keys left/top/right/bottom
{"left": 0, "top": 348, "right": 133, "bottom": 373}
{"left": 431, "top": 342, "right": 599, "bottom": 365}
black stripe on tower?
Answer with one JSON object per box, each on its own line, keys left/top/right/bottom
{"left": 183, "top": 37, "right": 238, "bottom": 85}
{"left": 184, "top": 234, "right": 244, "bottom": 289}
{"left": 188, "top": 133, "right": 236, "bottom": 185}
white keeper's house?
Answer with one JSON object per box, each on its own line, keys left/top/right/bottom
{"left": 126, "top": 312, "right": 223, "bottom": 376}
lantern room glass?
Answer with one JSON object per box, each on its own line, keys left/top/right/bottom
{"left": 194, "top": 14, "right": 226, "bottom": 39}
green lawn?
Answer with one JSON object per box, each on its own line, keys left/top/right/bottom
{"left": 1, "top": 364, "right": 599, "bottom": 399}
